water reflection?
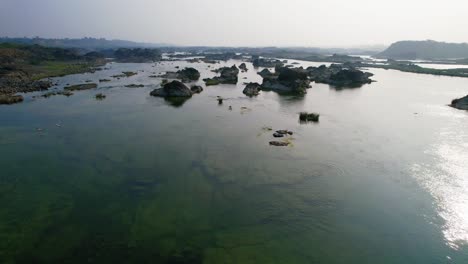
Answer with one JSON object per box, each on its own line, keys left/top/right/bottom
{"left": 412, "top": 121, "right": 468, "bottom": 249}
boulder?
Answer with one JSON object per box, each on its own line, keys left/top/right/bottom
{"left": 150, "top": 80, "right": 192, "bottom": 97}
{"left": 239, "top": 63, "right": 248, "bottom": 72}
{"left": 451, "top": 95, "right": 468, "bottom": 110}
{"left": 243, "top": 82, "right": 261, "bottom": 96}
{"left": 190, "top": 85, "right": 203, "bottom": 94}
{"left": 269, "top": 141, "right": 290, "bottom": 147}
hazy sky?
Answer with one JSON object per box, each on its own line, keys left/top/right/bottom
{"left": 1, "top": 0, "right": 467, "bottom": 47}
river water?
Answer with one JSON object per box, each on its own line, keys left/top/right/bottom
{"left": 0, "top": 59, "right": 468, "bottom": 263}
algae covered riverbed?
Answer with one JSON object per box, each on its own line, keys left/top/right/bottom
{"left": 1, "top": 59, "right": 468, "bottom": 263}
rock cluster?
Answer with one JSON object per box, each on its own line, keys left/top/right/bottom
{"left": 261, "top": 66, "right": 311, "bottom": 94}
{"left": 150, "top": 80, "right": 193, "bottom": 98}
{"left": 252, "top": 56, "right": 284, "bottom": 68}
{"left": 204, "top": 65, "right": 239, "bottom": 85}
{"left": 307, "top": 64, "right": 373, "bottom": 87}
{"left": 64, "top": 83, "right": 98, "bottom": 91}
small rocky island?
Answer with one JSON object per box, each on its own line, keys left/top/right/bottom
{"left": 451, "top": 95, "right": 468, "bottom": 110}
{"left": 307, "top": 64, "right": 374, "bottom": 87}
{"left": 159, "top": 67, "right": 200, "bottom": 83}
{"left": 150, "top": 81, "right": 205, "bottom": 98}
{"left": 204, "top": 65, "right": 239, "bottom": 85}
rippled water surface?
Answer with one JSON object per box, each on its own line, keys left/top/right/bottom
{"left": 1, "top": 59, "right": 468, "bottom": 263}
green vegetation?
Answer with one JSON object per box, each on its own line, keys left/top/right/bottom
{"left": 28, "top": 61, "right": 101, "bottom": 80}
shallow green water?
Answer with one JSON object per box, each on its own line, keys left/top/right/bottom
{"left": 1, "top": 59, "right": 468, "bottom": 263}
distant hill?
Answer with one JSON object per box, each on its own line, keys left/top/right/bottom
{"left": 377, "top": 40, "right": 468, "bottom": 60}
{"left": 0, "top": 37, "right": 169, "bottom": 51}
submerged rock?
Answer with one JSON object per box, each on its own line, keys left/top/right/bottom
{"left": 64, "top": 83, "right": 98, "bottom": 91}
{"left": 190, "top": 85, "right": 203, "bottom": 94}
{"left": 99, "top": 79, "right": 111, "bottom": 82}
{"left": 95, "top": 93, "right": 106, "bottom": 100}
{"left": 273, "top": 132, "right": 284, "bottom": 138}
{"left": 125, "top": 84, "right": 145, "bottom": 88}
{"left": 150, "top": 80, "right": 192, "bottom": 98}
{"left": 451, "top": 95, "right": 468, "bottom": 110}
{"left": 243, "top": 82, "right": 261, "bottom": 96}
{"left": 0, "top": 94, "right": 24, "bottom": 105}
{"left": 269, "top": 141, "right": 290, "bottom": 147}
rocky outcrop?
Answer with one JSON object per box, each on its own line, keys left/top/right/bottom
{"left": 125, "top": 84, "right": 145, "bottom": 88}
{"left": 307, "top": 64, "right": 373, "bottom": 87}
{"left": 239, "top": 63, "right": 248, "bottom": 72}
{"left": 243, "top": 82, "right": 261, "bottom": 96}
{"left": 150, "top": 80, "right": 192, "bottom": 97}
{"left": 64, "top": 83, "right": 98, "bottom": 91}
{"left": 258, "top": 69, "right": 274, "bottom": 78}
{"left": 204, "top": 65, "right": 239, "bottom": 85}
{"left": 158, "top": 68, "right": 200, "bottom": 83}
{"left": 260, "top": 67, "right": 311, "bottom": 94}
{"left": 252, "top": 56, "right": 284, "bottom": 68}
{"left": 177, "top": 67, "right": 200, "bottom": 82}
{"left": 451, "top": 95, "right": 468, "bottom": 110}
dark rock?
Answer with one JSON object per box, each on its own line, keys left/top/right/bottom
{"left": 269, "top": 141, "right": 290, "bottom": 146}
{"left": 273, "top": 132, "right": 284, "bottom": 138}
{"left": 190, "top": 85, "right": 203, "bottom": 94}
{"left": 177, "top": 67, "right": 200, "bottom": 82}
{"left": 451, "top": 95, "right": 468, "bottom": 110}
{"left": 95, "top": 93, "right": 106, "bottom": 100}
{"left": 150, "top": 80, "right": 192, "bottom": 98}
{"left": 64, "top": 83, "right": 98, "bottom": 91}
{"left": 261, "top": 66, "right": 310, "bottom": 94}
{"left": 258, "top": 69, "right": 274, "bottom": 78}
{"left": 125, "top": 84, "right": 145, "bottom": 88}
{"left": 299, "top": 112, "right": 320, "bottom": 122}
{"left": 99, "top": 79, "right": 111, "bottom": 82}
{"left": 329, "top": 69, "right": 373, "bottom": 87}
{"left": 239, "top": 63, "right": 248, "bottom": 72}
{"left": 307, "top": 64, "right": 373, "bottom": 87}
{"left": 243, "top": 82, "right": 261, "bottom": 96}
{"left": 112, "top": 71, "right": 137, "bottom": 78}
{"left": 204, "top": 65, "right": 239, "bottom": 85}
{"left": 276, "top": 130, "right": 293, "bottom": 135}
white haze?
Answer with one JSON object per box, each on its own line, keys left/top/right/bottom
{"left": 0, "top": 0, "right": 467, "bottom": 47}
